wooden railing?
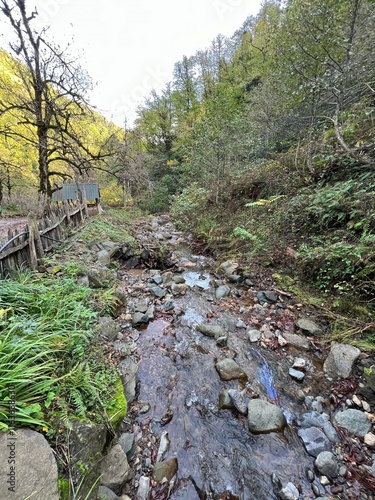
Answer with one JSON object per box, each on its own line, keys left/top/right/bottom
{"left": 0, "top": 202, "right": 91, "bottom": 276}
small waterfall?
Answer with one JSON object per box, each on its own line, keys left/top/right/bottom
{"left": 249, "top": 348, "right": 279, "bottom": 404}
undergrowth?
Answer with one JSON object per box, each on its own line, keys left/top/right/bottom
{"left": 0, "top": 270, "right": 119, "bottom": 433}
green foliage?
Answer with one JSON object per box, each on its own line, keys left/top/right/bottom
{"left": 0, "top": 271, "right": 120, "bottom": 431}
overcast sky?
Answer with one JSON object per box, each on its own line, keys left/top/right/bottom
{"left": 0, "top": 0, "right": 263, "bottom": 126}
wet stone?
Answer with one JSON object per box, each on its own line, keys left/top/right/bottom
{"left": 219, "top": 389, "right": 235, "bottom": 410}
{"left": 289, "top": 368, "right": 305, "bottom": 381}
{"left": 216, "top": 335, "right": 228, "bottom": 347}
{"left": 215, "top": 358, "right": 247, "bottom": 381}
{"left": 152, "top": 458, "right": 178, "bottom": 483}
{"left": 315, "top": 451, "right": 338, "bottom": 478}
{"left": 298, "top": 427, "right": 332, "bottom": 457}
{"left": 197, "top": 323, "right": 225, "bottom": 339}
{"left": 248, "top": 399, "right": 287, "bottom": 433}
{"left": 228, "top": 389, "right": 248, "bottom": 415}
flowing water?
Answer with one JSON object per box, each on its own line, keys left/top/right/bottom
{"left": 131, "top": 243, "right": 323, "bottom": 499}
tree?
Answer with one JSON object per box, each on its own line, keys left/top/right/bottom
{"left": 0, "top": 0, "right": 108, "bottom": 206}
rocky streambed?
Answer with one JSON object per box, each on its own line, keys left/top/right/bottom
{"left": 2, "top": 214, "right": 375, "bottom": 500}
{"left": 95, "top": 215, "right": 375, "bottom": 500}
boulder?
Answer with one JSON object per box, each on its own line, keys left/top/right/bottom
{"left": 334, "top": 409, "right": 372, "bottom": 436}
{"left": 215, "top": 358, "right": 247, "bottom": 381}
{"left": 296, "top": 318, "right": 323, "bottom": 337}
{"left": 247, "top": 399, "right": 287, "bottom": 433}
{"left": 118, "top": 358, "right": 139, "bottom": 403}
{"left": 0, "top": 429, "right": 59, "bottom": 500}
{"left": 68, "top": 419, "right": 107, "bottom": 486}
{"left": 100, "top": 444, "right": 133, "bottom": 494}
{"left": 323, "top": 344, "right": 361, "bottom": 379}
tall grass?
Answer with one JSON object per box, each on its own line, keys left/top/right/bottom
{"left": 0, "top": 271, "right": 117, "bottom": 431}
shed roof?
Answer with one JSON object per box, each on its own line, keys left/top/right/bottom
{"left": 52, "top": 183, "right": 100, "bottom": 202}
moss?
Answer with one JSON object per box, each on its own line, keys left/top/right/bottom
{"left": 58, "top": 479, "right": 70, "bottom": 500}
{"left": 272, "top": 272, "right": 296, "bottom": 291}
{"left": 107, "top": 377, "right": 127, "bottom": 429}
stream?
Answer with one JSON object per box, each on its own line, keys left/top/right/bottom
{"left": 114, "top": 216, "right": 372, "bottom": 500}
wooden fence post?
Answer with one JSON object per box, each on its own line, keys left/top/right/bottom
{"left": 28, "top": 217, "right": 44, "bottom": 268}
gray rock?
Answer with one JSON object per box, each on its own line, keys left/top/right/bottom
{"left": 137, "top": 476, "right": 151, "bottom": 500}
{"left": 118, "top": 433, "right": 136, "bottom": 461}
{"left": 264, "top": 291, "right": 279, "bottom": 304}
{"left": 68, "top": 419, "right": 107, "bottom": 486}
{"left": 98, "top": 486, "right": 120, "bottom": 499}
{"left": 219, "top": 389, "right": 235, "bottom": 410}
{"left": 215, "top": 285, "right": 231, "bottom": 299}
{"left": 248, "top": 329, "right": 261, "bottom": 343}
{"left": 135, "top": 300, "right": 149, "bottom": 313}
{"left": 323, "top": 344, "right": 361, "bottom": 379}
{"left": 215, "top": 358, "right": 247, "bottom": 381}
{"left": 149, "top": 285, "right": 166, "bottom": 298}
{"left": 173, "top": 275, "right": 186, "bottom": 284}
{"left": 152, "top": 275, "right": 163, "bottom": 285}
{"left": 118, "top": 358, "right": 139, "bottom": 403}
{"left": 197, "top": 323, "right": 225, "bottom": 339}
{"left": 247, "top": 399, "right": 287, "bottom": 433}
{"left": 216, "top": 335, "right": 228, "bottom": 347}
{"left": 298, "top": 411, "right": 328, "bottom": 429}
{"left": 100, "top": 444, "right": 133, "bottom": 494}
{"left": 228, "top": 274, "right": 242, "bottom": 283}
{"left": 282, "top": 332, "right": 311, "bottom": 350}
{"left": 156, "top": 431, "right": 170, "bottom": 462}
{"left": 171, "top": 283, "right": 188, "bottom": 295}
{"left": 152, "top": 458, "right": 178, "bottom": 483}
{"left": 164, "top": 301, "right": 174, "bottom": 312}
{"left": 315, "top": 451, "right": 338, "bottom": 478}
{"left": 279, "top": 482, "right": 300, "bottom": 500}
{"left": 0, "top": 429, "right": 59, "bottom": 500}
{"left": 298, "top": 427, "right": 332, "bottom": 457}
{"left": 146, "top": 305, "right": 155, "bottom": 320}
{"left": 322, "top": 421, "right": 340, "bottom": 443}
{"left": 292, "top": 358, "right": 306, "bottom": 370}
{"left": 218, "top": 260, "right": 238, "bottom": 276}
{"left": 289, "top": 368, "right": 305, "bottom": 381}
{"left": 296, "top": 318, "right": 323, "bottom": 337}
{"left": 131, "top": 312, "right": 149, "bottom": 326}
{"left": 334, "top": 409, "right": 372, "bottom": 436}
{"left": 236, "top": 319, "right": 247, "bottom": 329}
{"left": 97, "top": 249, "right": 111, "bottom": 266}
{"left": 98, "top": 316, "right": 119, "bottom": 341}
{"left": 162, "top": 272, "right": 174, "bottom": 284}
{"left": 228, "top": 389, "right": 248, "bottom": 414}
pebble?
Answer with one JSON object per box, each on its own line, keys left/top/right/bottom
{"left": 320, "top": 476, "right": 330, "bottom": 486}
{"left": 364, "top": 432, "right": 375, "bottom": 447}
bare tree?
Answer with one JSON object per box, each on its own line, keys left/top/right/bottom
{"left": 0, "top": 0, "right": 108, "bottom": 207}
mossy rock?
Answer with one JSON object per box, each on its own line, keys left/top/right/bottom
{"left": 107, "top": 377, "right": 127, "bottom": 429}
